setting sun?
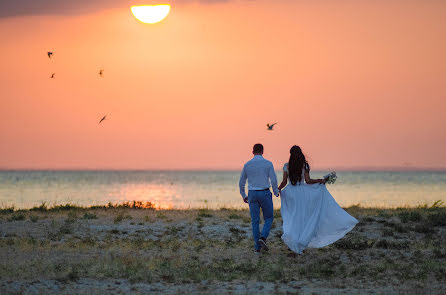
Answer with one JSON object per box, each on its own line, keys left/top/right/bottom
{"left": 131, "top": 5, "right": 171, "bottom": 24}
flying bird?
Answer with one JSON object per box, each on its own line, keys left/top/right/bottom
{"left": 47, "top": 52, "right": 53, "bottom": 58}
{"left": 50, "top": 73, "right": 55, "bottom": 79}
{"left": 266, "top": 122, "right": 278, "bottom": 130}
{"left": 99, "top": 70, "right": 104, "bottom": 77}
{"left": 99, "top": 115, "right": 106, "bottom": 124}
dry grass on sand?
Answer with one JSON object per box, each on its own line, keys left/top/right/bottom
{"left": 0, "top": 202, "right": 445, "bottom": 294}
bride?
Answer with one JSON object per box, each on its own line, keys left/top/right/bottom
{"left": 278, "top": 145, "right": 358, "bottom": 254}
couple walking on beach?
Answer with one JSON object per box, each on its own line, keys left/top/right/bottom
{"left": 239, "top": 143, "right": 358, "bottom": 254}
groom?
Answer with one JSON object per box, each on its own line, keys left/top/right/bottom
{"left": 239, "top": 143, "right": 279, "bottom": 253}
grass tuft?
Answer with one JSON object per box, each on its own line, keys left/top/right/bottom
{"left": 83, "top": 212, "right": 97, "bottom": 220}
{"left": 0, "top": 207, "right": 15, "bottom": 214}
{"left": 29, "top": 215, "right": 39, "bottom": 223}
{"left": 7, "top": 213, "right": 25, "bottom": 222}
{"left": 198, "top": 209, "right": 213, "bottom": 218}
{"left": 114, "top": 212, "right": 132, "bottom": 223}
{"left": 29, "top": 202, "right": 48, "bottom": 212}
{"left": 399, "top": 210, "right": 422, "bottom": 223}
{"left": 228, "top": 213, "right": 242, "bottom": 220}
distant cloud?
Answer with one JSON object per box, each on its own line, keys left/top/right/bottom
{"left": 0, "top": 0, "right": 232, "bottom": 18}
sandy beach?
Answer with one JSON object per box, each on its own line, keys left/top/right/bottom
{"left": 0, "top": 203, "right": 445, "bottom": 294}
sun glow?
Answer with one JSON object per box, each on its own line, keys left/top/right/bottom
{"left": 131, "top": 5, "right": 171, "bottom": 24}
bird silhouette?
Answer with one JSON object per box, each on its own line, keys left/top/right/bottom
{"left": 99, "top": 115, "right": 107, "bottom": 124}
{"left": 50, "top": 73, "right": 55, "bottom": 79}
{"left": 47, "top": 52, "right": 53, "bottom": 58}
{"left": 266, "top": 122, "right": 278, "bottom": 130}
{"left": 99, "top": 70, "right": 104, "bottom": 77}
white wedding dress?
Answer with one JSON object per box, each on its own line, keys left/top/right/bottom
{"left": 280, "top": 163, "right": 358, "bottom": 254}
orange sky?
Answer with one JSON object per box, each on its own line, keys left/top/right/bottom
{"left": 0, "top": 0, "right": 445, "bottom": 170}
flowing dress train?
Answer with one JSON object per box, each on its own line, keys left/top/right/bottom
{"left": 280, "top": 164, "right": 358, "bottom": 254}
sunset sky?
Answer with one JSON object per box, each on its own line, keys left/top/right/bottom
{"left": 1, "top": 0, "right": 445, "bottom": 170}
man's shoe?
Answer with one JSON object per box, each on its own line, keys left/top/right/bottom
{"left": 254, "top": 249, "right": 261, "bottom": 255}
{"left": 259, "top": 238, "right": 269, "bottom": 251}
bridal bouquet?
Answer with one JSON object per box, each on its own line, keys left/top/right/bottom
{"left": 323, "top": 172, "right": 337, "bottom": 184}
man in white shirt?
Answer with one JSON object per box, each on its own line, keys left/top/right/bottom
{"left": 239, "top": 143, "right": 279, "bottom": 253}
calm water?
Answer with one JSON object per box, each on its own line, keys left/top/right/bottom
{"left": 0, "top": 170, "right": 445, "bottom": 209}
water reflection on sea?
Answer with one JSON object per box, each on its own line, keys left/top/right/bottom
{"left": 0, "top": 170, "right": 445, "bottom": 209}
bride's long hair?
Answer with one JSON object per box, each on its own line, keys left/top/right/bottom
{"left": 288, "top": 145, "right": 310, "bottom": 185}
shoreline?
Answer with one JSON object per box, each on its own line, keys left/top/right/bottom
{"left": 1, "top": 203, "right": 445, "bottom": 294}
{"left": 1, "top": 200, "right": 446, "bottom": 212}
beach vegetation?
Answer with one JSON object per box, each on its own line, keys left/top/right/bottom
{"left": 29, "top": 215, "right": 39, "bottom": 222}
{"left": 332, "top": 234, "right": 372, "bottom": 250}
{"left": 228, "top": 213, "right": 242, "bottom": 219}
{"left": 66, "top": 212, "right": 78, "bottom": 223}
{"left": 399, "top": 210, "right": 422, "bottom": 223}
{"left": 197, "top": 209, "right": 213, "bottom": 218}
{"left": 0, "top": 202, "right": 445, "bottom": 292}
{"left": 29, "top": 202, "right": 48, "bottom": 212}
{"left": 114, "top": 212, "right": 132, "bottom": 223}
{"left": 426, "top": 210, "right": 446, "bottom": 226}
{"left": 0, "top": 206, "right": 15, "bottom": 214}
{"left": 7, "top": 213, "right": 25, "bottom": 222}
{"left": 83, "top": 212, "right": 97, "bottom": 219}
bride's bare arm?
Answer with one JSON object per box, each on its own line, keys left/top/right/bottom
{"left": 304, "top": 171, "right": 326, "bottom": 184}
{"left": 278, "top": 171, "right": 288, "bottom": 191}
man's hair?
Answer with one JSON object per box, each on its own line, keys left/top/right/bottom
{"left": 253, "top": 143, "right": 264, "bottom": 154}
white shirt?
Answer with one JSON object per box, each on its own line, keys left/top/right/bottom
{"left": 239, "top": 155, "right": 279, "bottom": 199}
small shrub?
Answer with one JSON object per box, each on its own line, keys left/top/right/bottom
{"left": 333, "top": 234, "right": 373, "bottom": 250}
{"left": 413, "top": 223, "right": 436, "bottom": 234}
{"left": 66, "top": 268, "right": 79, "bottom": 282}
{"left": 29, "top": 203, "right": 48, "bottom": 212}
{"left": 166, "top": 226, "right": 183, "bottom": 235}
{"left": 50, "top": 204, "right": 81, "bottom": 211}
{"left": 81, "top": 236, "right": 96, "bottom": 246}
{"left": 65, "top": 212, "right": 78, "bottom": 223}
{"left": 58, "top": 223, "right": 72, "bottom": 235}
{"left": 242, "top": 217, "right": 251, "bottom": 224}
{"left": 385, "top": 222, "right": 408, "bottom": 233}
{"left": 0, "top": 207, "right": 14, "bottom": 214}
{"left": 374, "top": 239, "right": 409, "bottom": 250}
{"left": 427, "top": 211, "right": 446, "bottom": 227}
{"left": 156, "top": 212, "right": 166, "bottom": 219}
{"left": 29, "top": 215, "right": 39, "bottom": 223}
{"left": 430, "top": 200, "right": 444, "bottom": 209}
{"left": 113, "top": 201, "right": 156, "bottom": 210}
{"left": 363, "top": 216, "right": 376, "bottom": 222}
{"left": 228, "top": 213, "right": 242, "bottom": 220}
{"left": 377, "top": 210, "right": 391, "bottom": 218}
{"left": 229, "top": 227, "right": 246, "bottom": 235}
{"left": 198, "top": 209, "right": 213, "bottom": 218}
{"left": 433, "top": 248, "right": 446, "bottom": 259}
{"left": 382, "top": 229, "right": 394, "bottom": 237}
{"left": 399, "top": 211, "right": 422, "bottom": 223}
{"left": 83, "top": 212, "right": 97, "bottom": 220}
{"left": 114, "top": 212, "right": 132, "bottom": 223}
{"left": 194, "top": 243, "right": 206, "bottom": 252}
{"left": 7, "top": 213, "right": 25, "bottom": 222}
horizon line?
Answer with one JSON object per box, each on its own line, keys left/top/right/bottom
{"left": 0, "top": 166, "right": 445, "bottom": 172}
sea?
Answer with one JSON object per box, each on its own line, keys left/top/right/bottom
{"left": 0, "top": 170, "right": 445, "bottom": 209}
